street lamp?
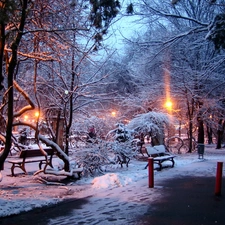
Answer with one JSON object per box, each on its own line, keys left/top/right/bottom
{"left": 35, "top": 111, "right": 39, "bottom": 118}
{"left": 111, "top": 111, "right": 116, "bottom": 117}
{"left": 24, "top": 115, "right": 28, "bottom": 121}
{"left": 165, "top": 100, "right": 173, "bottom": 111}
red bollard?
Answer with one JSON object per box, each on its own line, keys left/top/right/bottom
{"left": 148, "top": 157, "right": 154, "bottom": 188}
{"left": 215, "top": 162, "right": 223, "bottom": 196}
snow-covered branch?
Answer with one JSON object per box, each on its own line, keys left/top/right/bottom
{"left": 22, "top": 27, "right": 89, "bottom": 35}
{"left": 148, "top": 6, "right": 208, "bottom": 27}
{"left": 13, "top": 80, "right": 36, "bottom": 118}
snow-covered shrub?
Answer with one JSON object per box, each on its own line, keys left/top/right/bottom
{"left": 127, "top": 111, "right": 170, "bottom": 136}
{"left": 74, "top": 112, "right": 173, "bottom": 178}
{"left": 106, "top": 122, "right": 133, "bottom": 142}
{"left": 126, "top": 111, "right": 173, "bottom": 145}
{"left": 75, "top": 141, "right": 116, "bottom": 177}
{"left": 107, "top": 140, "right": 138, "bottom": 166}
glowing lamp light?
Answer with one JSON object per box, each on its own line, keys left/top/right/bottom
{"left": 111, "top": 111, "right": 116, "bottom": 117}
{"left": 24, "top": 115, "right": 28, "bottom": 121}
{"left": 165, "top": 100, "right": 172, "bottom": 110}
{"left": 35, "top": 111, "right": 39, "bottom": 117}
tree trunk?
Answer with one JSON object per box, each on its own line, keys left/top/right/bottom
{"left": 207, "top": 126, "right": 213, "bottom": 144}
{"left": 0, "top": 0, "right": 28, "bottom": 170}
{"left": 64, "top": 126, "right": 70, "bottom": 171}
{"left": 0, "top": 22, "right": 5, "bottom": 90}
{"left": 216, "top": 119, "right": 224, "bottom": 149}
{"left": 188, "top": 120, "right": 193, "bottom": 153}
{"left": 197, "top": 117, "right": 204, "bottom": 144}
{"left": 64, "top": 48, "right": 75, "bottom": 157}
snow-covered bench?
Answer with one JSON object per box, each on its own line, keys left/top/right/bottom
{"left": 144, "top": 145, "right": 176, "bottom": 170}
{"left": 7, "top": 147, "right": 55, "bottom": 176}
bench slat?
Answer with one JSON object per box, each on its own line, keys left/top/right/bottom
{"left": 8, "top": 156, "right": 49, "bottom": 164}
{"left": 19, "top": 148, "right": 53, "bottom": 158}
{"left": 146, "top": 145, "right": 167, "bottom": 155}
{"left": 154, "top": 156, "right": 174, "bottom": 161}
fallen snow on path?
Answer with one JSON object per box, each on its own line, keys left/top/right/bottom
{"left": 0, "top": 146, "right": 225, "bottom": 219}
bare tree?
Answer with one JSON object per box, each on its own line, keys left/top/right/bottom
{"left": 0, "top": 0, "right": 121, "bottom": 176}
{"left": 116, "top": 0, "right": 225, "bottom": 151}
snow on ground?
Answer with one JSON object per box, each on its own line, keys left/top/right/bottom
{"left": 0, "top": 144, "right": 225, "bottom": 220}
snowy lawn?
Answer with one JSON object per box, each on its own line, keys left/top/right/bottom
{"left": 0, "top": 144, "right": 225, "bottom": 218}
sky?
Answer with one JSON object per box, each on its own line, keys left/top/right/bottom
{"left": 0, "top": 144, "right": 224, "bottom": 224}
{"left": 102, "top": 0, "right": 146, "bottom": 55}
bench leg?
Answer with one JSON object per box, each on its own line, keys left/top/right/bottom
{"left": 39, "top": 161, "right": 43, "bottom": 170}
{"left": 39, "top": 159, "right": 53, "bottom": 170}
{"left": 153, "top": 160, "right": 162, "bottom": 171}
{"left": 145, "top": 161, "right": 161, "bottom": 170}
{"left": 77, "top": 172, "right": 82, "bottom": 179}
{"left": 11, "top": 163, "right": 27, "bottom": 176}
{"left": 116, "top": 155, "right": 123, "bottom": 168}
{"left": 145, "top": 158, "right": 175, "bottom": 171}
{"left": 171, "top": 158, "right": 175, "bottom": 167}
{"left": 11, "top": 164, "right": 15, "bottom": 176}
{"left": 126, "top": 157, "right": 130, "bottom": 167}
{"left": 158, "top": 162, "right": 162, "bottom": 171}
{"left": 48, "top": 160, "right": 54, "bottom": 168}
{"left": 20, "top": 163, "right": 27, "bottom": 174}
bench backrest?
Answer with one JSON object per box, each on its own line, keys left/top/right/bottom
{"left": 145, "top": 145, "right": 167, "bottom": 156}
{"left": 19, "top": 148, "right": 54, "bottom": 158}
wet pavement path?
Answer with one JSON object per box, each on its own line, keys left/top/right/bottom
{"left": 1, "top": 176, "right": 225, "bottom": 225}
{"left": 0, "top": 197, "right": 90, "bottom": 225}
{"left": 137, "top": 176, "right": 225, "bottom": 225}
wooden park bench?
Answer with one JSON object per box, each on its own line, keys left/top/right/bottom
{"left": 144, "top": 144, "right": 176, "bottom": 170}
{"left": 7, "top": 147, "right": 55, "bottom": 176}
